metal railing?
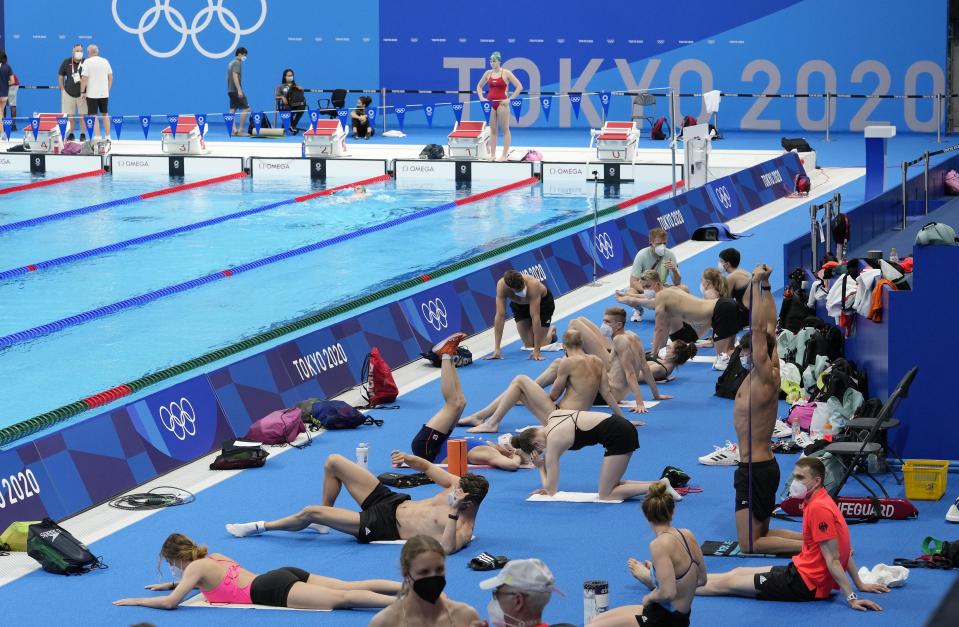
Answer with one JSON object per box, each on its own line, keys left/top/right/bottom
{"left": 900, "top": 141, "right": 959, "bottom": 228}
{"left": 809, "top": 192, "right": 842, "bottom": 268}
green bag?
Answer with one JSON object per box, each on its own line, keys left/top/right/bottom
{"left": 915, "top": 222, "right": 958, "bottom": 246}
{"left": 1, "top": 521, "right": 41, "bottom": 551}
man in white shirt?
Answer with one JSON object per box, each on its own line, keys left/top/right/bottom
{"left": 79, "top": 44, "right": 113, "bottom": 140}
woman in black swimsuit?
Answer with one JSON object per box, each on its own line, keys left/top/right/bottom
{"left": 645, "top": 339, "right": 698, "bottom": 382}
{"left": 589, "top": 482, "right": 707, "bottom": 627}
{"left": 511, "top": 410, "right": 682, "bottom": 501}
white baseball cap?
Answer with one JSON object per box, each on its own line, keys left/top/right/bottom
{"left": 479, "top": 558, "right": 564, "bottom": 595}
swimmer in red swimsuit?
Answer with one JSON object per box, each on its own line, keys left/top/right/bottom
{"left": 475, "top": 51, "right": 523, "bottom": 161}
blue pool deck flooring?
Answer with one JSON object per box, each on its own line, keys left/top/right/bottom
{"left": 2, "top": 183, "right": 956, "bottom": 627}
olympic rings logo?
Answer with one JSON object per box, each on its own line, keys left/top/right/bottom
{"left": 594, "top": 232, "right": 615, "bottom": 259}
{"left": 157, "top": 397, "right": 197, "bottom": 441}
{"left": 716, "top": 185, "right": 733, "bottom": 209}
{"left": 112, "top": 0, "right": 268, "bottom": 59}
{"left": 420, "top": 298, "right": 448, "bottom": 330}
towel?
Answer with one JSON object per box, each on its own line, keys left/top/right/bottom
{"left": 180, "top": 595, "right": 331, "bottom": 611}
{"left": 527, "top": 491, "right": 623, "bottom": 503}
{"left": 857, "top": 563, "right": 909, "bottom": 587}
{"left": 522, "top": 343, "right": 565, "bottom": 352}
{"left": 372, "top": 535, "right": 476, "bottom": 545}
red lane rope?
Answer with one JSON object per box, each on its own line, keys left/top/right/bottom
{"left": 454, "top": 176, "right": 539, "bottom": 206}
{"left": 82, "top": 384, "right": 134, "bottom": 409}
{"left": 616, "top": 180, "right": 684, "bottom": 210}
{"left": 0, "top": 168, "right": 106, "bottom": 196}
{"left": 139, "top": 171, "right": 247, "bottom": 199}
{"left": 294, "top": 173, "right": 393, "bottom": 202}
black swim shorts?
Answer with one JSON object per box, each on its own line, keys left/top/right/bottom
{"left": 711, "top": 297, "right": 749, "bottom": 340}
{"left": 509, "top": 289, "right": 555, "bottom": 327}
{"left": 669, "top": 322, "right": 699, "bottom": 343}
{"left": 754, "top": 562, "right": 817, "bottom": 602}
{"left": 636, "top": 600, "right": 691, "bottom": 626}
{"left": 411, "top": 424, "right": 451, "bottom": 462}
{"left": 734, "top": 458, "right": 780, "bottom": 521}
{"left": 358, "top": 482, "right": 412, "bottom": 543}
{"left": 250, "top": 566, "right": 310, "bottom": 607}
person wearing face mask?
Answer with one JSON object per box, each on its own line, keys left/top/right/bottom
{"left": 459, "top": 329, "right": 628, "bottom": 432}
{"left": 113, "top": 533, "right": 399, "bottom": 610}
{"left": 567, "top": 307, "right": 674, "bottom": 413}
{"left": 226, "top": 449, "right": 489, "bottom": 555}
{"left": 487, "top": 270, "right": 557, "bottom": 362}
{"left": 511, "top": 409, "right": 682, "bottom": 501}
{"left": 478, "top": 558, "right": 563, "bottom": 627}
{"left": 719, "top": 248, "right": 751, "bottom": 305}
{"left": 627, "top": 228, "right": 682, "bottom": 322}
{"left": 696, "top": 457, "right": 889, "bottom": 611}
{"left": 227, "top": 47, "right": 251, "bottom": 137}
{"left": 591, "top": 481, "right": 706, "bottom": 627}
{"left": 370, "top": 535, "right": 482, "bottom": 626}
{"left": 275, "top": 67, "right": 306, "bottom": 134}
{"left": 57, "top": 44, "right": 87, "bottom": 141}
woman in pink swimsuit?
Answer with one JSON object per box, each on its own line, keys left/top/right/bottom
{"left": 475, "top": 51, "right": 523, "bottom": 161}
{"left": 113, "top": 532, "right": 400, "bottom": 610}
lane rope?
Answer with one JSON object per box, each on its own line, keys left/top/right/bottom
{"left": 0, "top": 168, "right": 106, "bottom": 196}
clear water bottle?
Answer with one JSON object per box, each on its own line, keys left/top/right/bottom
{"left": 792, "top": 417, "right": 801, "bottom": 442}
{"left": 356, "top": 443, "right": 369, "bottom": 469}
{"left": 867, "top": 454, "right": 880, "bottom": 474}
{"left": 889, "top": 247, "right": 899, "bottom": 263}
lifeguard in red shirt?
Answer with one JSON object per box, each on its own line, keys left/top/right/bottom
{"left": 695, "top": 457, "right": 890, "bottom": 611}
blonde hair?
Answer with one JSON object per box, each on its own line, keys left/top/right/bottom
{"left": 702, "top": 268, "right": 729, "bottom": 297}
{"left": 159, "top": 533, "right": 207, "bottom": 572}
{"left": 400, "top": 535, "right": 445, "bottom": 578}
{"left": 604, "top": 306, "right": 627, "bottom": 325}
{"left": 640, "top": 270, "right": 663, "bottom": 285}
{"left": 641, "top": 481, "right": 675, "bottom": 524}
{"left": 562, "top": 329, "right": 583, "bottom": 348}
{"left": 649, "top": 228, "right": 667, "bottom": 243}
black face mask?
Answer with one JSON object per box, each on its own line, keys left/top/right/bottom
{"left": 412, "top": 575, "right": 446, "bottom": 604}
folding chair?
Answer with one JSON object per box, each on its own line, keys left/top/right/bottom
{"left": 318, "top": 89, "right": 347, "bottom": 119}
{"left": 825, "top": 367, "right": 917, "bottom": 500}
{"left": 631, "top": 92, "right": 657, "bottom": 131}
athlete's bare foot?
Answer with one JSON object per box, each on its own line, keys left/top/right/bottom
{"left": 630, "top": 420, "right": 646, "bottom": 427}
{"left": 628, "top": 558, "right": 655, "bottom": 590}
{"left": 457, "top": 415, "right": 483, "bottom": 427}
{"left": 468, "top": 421, "right": 499, "bottom": 433}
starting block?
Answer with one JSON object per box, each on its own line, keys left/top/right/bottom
{"left": 592, "top": 121, "right": 639, "bottom": 162}
{"left": 162, "top": 115, "right": 209, "bottom": 155}
{"left": 22, "top": 113, "right": 63, "bottom": 154}
{"left": 447, "top": 121, "right": 491, "bottom": 160}
{"left": 303, "top": 120, "right": 348, "bottom": 157}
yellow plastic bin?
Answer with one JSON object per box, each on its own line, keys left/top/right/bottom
{"left": 902, "top": 460, "right": 949, "bottom": 500}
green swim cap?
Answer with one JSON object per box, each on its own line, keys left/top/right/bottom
{"left": 490, "top": 51, "right": 502, "bottom": 61}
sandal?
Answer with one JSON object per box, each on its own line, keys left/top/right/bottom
{"left": 468, "top": 552, "right": 509, "bottom": 571}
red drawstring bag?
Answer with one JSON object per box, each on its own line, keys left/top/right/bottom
{"left": 361, "top": 347, "right": 398, "bottom": 407}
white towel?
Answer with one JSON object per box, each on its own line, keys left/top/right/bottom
{"left": 180, "top": 595, "right": 331, "bottom": 611}
{"left": 857, "top": 564, "right": 909, "bottom": 587}
{"left": 527, "top": 492, "right": 624, "bottom": 503}
{"left": 382, "top": 130, "right": 406, "bottom": 138}
{"left": 372, "top": 535, "right": 476, "bottom": 545}
{"left": 522, "top": 342, "right": 565, "bottom": 352}
{"left": 690, "top": 355, "right": 717, "bottom": 364}
{"left": 606, "top": 400, "right": 659, "bottom": 409}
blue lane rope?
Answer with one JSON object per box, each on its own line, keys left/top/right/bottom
{"left": 0, "top": 195, "right": 143, "bottom": 233}
{"left": 0, "top": 195, "right": 482, "bottom": 350}
{"left": 0, "top": 199, "right": 297, "bottom": 281}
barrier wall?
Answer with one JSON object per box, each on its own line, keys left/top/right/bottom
{"left": 0, "top": 152, "right": 803, "bottom": 530}
{"left": 840, "top": 245, "right": 958, "bottom": 460}
{"left": 249, "top": 157, "right": 387, "bottom": 181}
{"left": 1, "top": 1, "right": 947, "bottom": 133}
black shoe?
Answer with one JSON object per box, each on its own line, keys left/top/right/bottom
{"left": 66, "top": 133, "right": 75, "bottom": 141}
{"left": 79, "top": 133, "right": 86, "bottom": 141}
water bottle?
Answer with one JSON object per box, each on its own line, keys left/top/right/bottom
{"left": 792, "top": 417, "right": 801, "bottom": 442}
{"left": 356, "top": 443, "right": 369, "bottom": 469}
{"left": 867, "top": 454, "right": 880, "bottom": 474}
{"left": 889, "top": 247, "right": 899, "bottom": 263}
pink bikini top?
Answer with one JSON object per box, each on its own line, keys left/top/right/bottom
{"left": 201, "top": 556, "right": 253, "bottom": 604}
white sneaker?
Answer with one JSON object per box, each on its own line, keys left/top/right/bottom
{"left": 793, "top": 431, "right": 815, "bottom": 449}
{"left": 631, "top": 308, "right": 642, "bottom": 322}
{"left": 946, "top": 496, "right": 959, "bottom": 523}
{"left": 773, "top": 420, "right": 793, "bottom": 439}
{"left": 712, "top": 353, "right": 730, "bottom": 371}
{"left": 698, "top": 441, "right": 740, "bottom": 466}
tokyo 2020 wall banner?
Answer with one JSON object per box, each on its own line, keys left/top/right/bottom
{"left": 2, "top": 1, "right": 946, "bottom": 132}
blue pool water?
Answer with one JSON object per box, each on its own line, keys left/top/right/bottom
{"left": 0, "top": 172, "right": 672, "bottom": 428}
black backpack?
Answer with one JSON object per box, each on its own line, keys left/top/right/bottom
{"left": 800, "top": 322, "right": 844, "bottom": 371}
{"left": 650, "top": 117, "right": 668, "bottom": 140}
{"left": 27, "top": 519, "right": 105, "bottom": 575}
{"left": 715, "top": 346, "right": 749, "bottom": 399}
{"left": 419, "top": 143, "right": 445, "bottom": 159}
{"left": 821, "top": 358, "right": 868, "bottom": 400}
{"left": 210, "top": 440, "right": 270, "bottom": 470}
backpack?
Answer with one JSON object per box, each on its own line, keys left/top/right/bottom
{"left": 831, "top": 213, "right": 850, "bottom": 247}
{"left": 244, "top": 408, "right": 307, "bottom": 446}
{"left": 680, "top": 114, "right": 698, "bottom": 130}
{"left": 650, "top": 117, "right": 668, "bottom": 140}
{"left": 794, "top": 173, "right": 811, "bottom": 195}
{"left": 419, "top": 143, "right": 445, "bottom": 159}
{"left": 915, "top": 221, "right": 958, "bottom": 246}
{"left": 715, "top": 346, "right": 749, "bottom": 399}
{"left": 361, "top": 347, "right": 399, "bottom": 407}
{"left": 800, "top": 322, "right": 844, "bottom": 371}
{"left": 210, "top": 440, "right": 270, "bottom": 470}
{"left": 378, "top": 472, "right": 435, "bottom": 488}
{"left": 778, "top": 290, "right": 812, "bottom": 333}
{"left": 945, "top": 170, "right": 959, "bottom": 195}
{"left": 27, "top": 519, "right": 105, "bottom": 575}
{"left": 420, "top": 346, "right": 474, "bottom": 368}
{"left": 311, "top": 400, "right": 384, "bottom": 429}
{"left": 821, "top": 358, "right": 868, "bottom": 400}
{"left": 248, "top": 113, "right": 273, "bottom": 134}
{"left": 1, "top": 521, "right": 40, "bottom": 552}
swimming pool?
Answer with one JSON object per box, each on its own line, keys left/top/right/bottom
{"left": 0, "top": 171, "right": 674, "bottom": 429}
